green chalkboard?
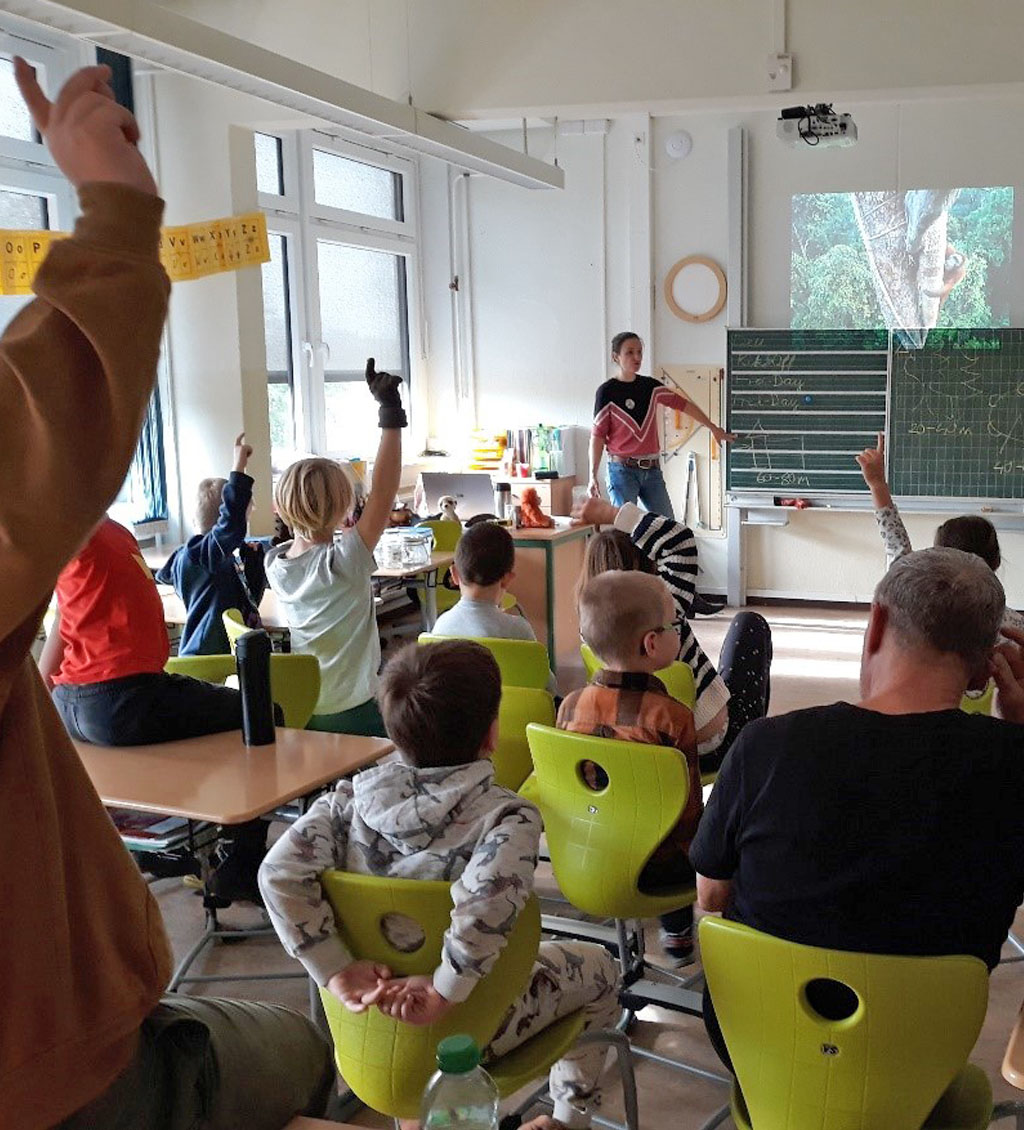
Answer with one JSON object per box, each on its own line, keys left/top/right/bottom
{"left": 726, "top": 329, "right": 889, "bottom": 494}
{"left": 889, "top": 328, "right": 1024, "bottom": 499}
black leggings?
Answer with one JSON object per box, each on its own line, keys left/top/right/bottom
{"left": 700, "top": 610, "right": 773, "bottom": 775}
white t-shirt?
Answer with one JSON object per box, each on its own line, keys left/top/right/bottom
{"left": 266, "top": 533, "right": 379, "bottom": 716}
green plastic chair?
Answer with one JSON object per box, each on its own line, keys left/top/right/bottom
{"left": 698, "top": 916, "right": 993, "bottom": 1130}
{"left": 222, "top": 607, "right": 248, "bottom": 651}
{"left": 580, "top": 642, "right": 696, "bottom": 709}
{"left": 493, "top": 686, "right": 554, "bottom": 792}
{"left": 165, "top": 652, "right": 321, "bottom": 729}
{"left": 961, "top": 680, "right": 996, "bottom": 716}
{"left": 318, "top": 871, "right": 637, "bottom": 1124}
{"left": 525, "top": 724, "right": 719, "bottom": 1085}
{"left": 526, "top": 724, "right": 696, "bottom": 920}
{"left": 420, "top": 634, "right": 550, "bottom": 690}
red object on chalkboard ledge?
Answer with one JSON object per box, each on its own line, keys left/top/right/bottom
{"left": 775, "top": 497, "right": 812, "bottom": 509}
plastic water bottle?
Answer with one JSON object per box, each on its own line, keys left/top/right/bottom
{"left": 421, "top": 1035, "right": 499, "bottom": 1130}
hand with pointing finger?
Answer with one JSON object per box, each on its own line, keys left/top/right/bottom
{"left": 233, "top": 431, "right": 253, "bottom": 473}
{"left": 13, "top": 56, "right": 157, "bottom": 196}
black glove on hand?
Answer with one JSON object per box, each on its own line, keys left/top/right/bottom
{"left": 366, "top": 357, "right": 407, "bottom": 429}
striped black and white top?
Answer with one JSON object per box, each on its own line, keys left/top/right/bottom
{"left": 614, "top": 503, "right": 731, "bottom": 747}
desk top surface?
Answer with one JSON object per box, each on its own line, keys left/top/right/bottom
{"left": 76, "top": 728, "right": 393, "bottom": 824}
{"left": 511, "top": 522, "right": 594, "bottom": 544}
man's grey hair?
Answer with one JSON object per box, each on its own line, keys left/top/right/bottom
{"left": 874, "top": 546, "right": 1004, "bottom": 674}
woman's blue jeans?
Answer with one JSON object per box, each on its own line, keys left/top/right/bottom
{"left": 606, "top": 458, "right": 674, "bottom": 518}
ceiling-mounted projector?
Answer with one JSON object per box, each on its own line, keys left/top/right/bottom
{"left": 777, "top": 103, "right": 857, "bottom": 148}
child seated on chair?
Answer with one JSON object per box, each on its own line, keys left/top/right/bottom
{"left": 39, "top": 515, "right": 276, "bottom": 903}
{"left": 260, "top": 639, "right": 619, "bottom": 1130}
{"left": 155, "top": 431, "right": 267, "bottom": 656}
{"left": 432, "top": 521, "right": 558, "bottom": 694}
{"left": 558, "top": 572, "right": 702, "bottom": 968}
{"left": 265, "top": 364, "right": 403, "bottom": 738}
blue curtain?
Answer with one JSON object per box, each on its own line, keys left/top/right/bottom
{"left": 130, "top": 389, "right": 168, "bottom": 523}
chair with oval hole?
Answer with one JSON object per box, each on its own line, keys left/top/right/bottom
{"left": 525, "top": 723, "right": 727, "bottom": 1089}
{"left": 317, "top": 871, "right": 638, "bottom": 1127}
{"left": 696, "top": 915, "right": 1024, "bottom": 1130}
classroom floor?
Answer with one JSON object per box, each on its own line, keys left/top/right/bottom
{"left": 151, "top": 603, "right": 1024, "bottom": 1128}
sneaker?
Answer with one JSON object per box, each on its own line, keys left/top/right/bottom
{"left": 690, "top": 592, "right": 727, "bottom": 617}
{"left": 133, "top": 846, "right": 200, "bottom": 881}
{"left": 659, "top": 928, "right": 696, "bottom": 968}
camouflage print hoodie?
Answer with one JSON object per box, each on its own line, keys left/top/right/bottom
{"left": 259, "top": 756, "right": 542, "bottom": 1002}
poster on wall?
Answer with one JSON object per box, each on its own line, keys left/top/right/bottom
{"left": 791, "top": 187, "right": 1013, "bottom": 347}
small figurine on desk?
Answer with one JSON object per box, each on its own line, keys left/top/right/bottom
{"left": 438, "top": 495, "right": 461, "bottom": 523}
{"left": 518, "top": 487, "right": 554, "bottom": 529}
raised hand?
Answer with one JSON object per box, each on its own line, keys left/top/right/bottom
{"left": 233, "top": 431, "right": 253, "bottom": 473}
{"left": 14, "top": 58, "right": 157, "bottom": 196}
{"left": 992, "top": 626, "right": 1024, "bottom": 725}
{"left": 855, "top": 433, "right": 887, "bottom": 489}
{"left": 365, "top": 357, "right": 407, "bottom": 429}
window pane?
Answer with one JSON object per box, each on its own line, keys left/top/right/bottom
{"left": 254, "top": 132, "right": 283, "bottom": 195}
{"left": 0, "top": 58, "right": 36, "bottom": 142}
{"left": 261, "top": 233, "right": 295, "bottom": 463}
{"left": 316, "top": 241, "right": 405, "bottom": 373}
{"left": 0, "top": 188, "right": 47, "bottom": 229}
{"left": 324, "top": 383, "right": 385, "bottom": 457}
{"left": 312, "top": 148, "right": 400, "bottom": 220}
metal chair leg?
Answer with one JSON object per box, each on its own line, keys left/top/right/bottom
{"left": 697, "top": 1105, "right": 732, "bottom": 1130}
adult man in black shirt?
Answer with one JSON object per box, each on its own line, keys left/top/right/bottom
{"left": 690, "top": 546, "right": 1024, "bottom": 1067}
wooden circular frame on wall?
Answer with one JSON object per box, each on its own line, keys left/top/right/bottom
{"left": 664, "top": 255, "right": 727, "bottom": 323}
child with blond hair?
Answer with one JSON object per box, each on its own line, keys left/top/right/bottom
{"left": 266, "top": 361, "right": 404, "bottom": 736}
{"left": 558, "top": 571, "right": 702, "bottom": 966}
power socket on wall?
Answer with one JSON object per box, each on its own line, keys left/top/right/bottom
{"left": 767, "top": 53, "right": 793, "bottom": 92}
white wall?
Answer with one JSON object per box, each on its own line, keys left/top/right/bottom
{"left": 164, "top": 0, "right": 1024, "bottom": 117}
{"left": 147, "top": 73, "right": 304, "bottom": 537}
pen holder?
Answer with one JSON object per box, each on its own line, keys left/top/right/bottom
{"left": 236, "top": 629, "right": 276, "bottom": 746}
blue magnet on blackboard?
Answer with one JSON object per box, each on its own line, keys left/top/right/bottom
{"left": 803, "top": 394, "right": 813, "bottom": 405}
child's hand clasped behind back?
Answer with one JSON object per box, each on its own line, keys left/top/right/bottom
{"left": 373, "top": 975, "right": 455, "bottom": 1026}
{"left": 326, "top": 960, "right": 394, "bottom": 1013}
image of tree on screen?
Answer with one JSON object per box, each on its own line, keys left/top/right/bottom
{"left": 792, "top": 187, "right": 1012, "bottom": 346}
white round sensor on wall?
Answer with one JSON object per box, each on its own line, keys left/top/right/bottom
{"left": 664, "top": 130, "right": 693, "bottom": 160}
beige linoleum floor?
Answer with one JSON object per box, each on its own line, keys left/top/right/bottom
{"left": 151, "top": 603, "right": 1024, "bottom": 1128}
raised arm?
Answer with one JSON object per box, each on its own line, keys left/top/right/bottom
{"left": 659, "top": 385, "right": 735, "bottom": 446}
{"left": 355, "top": 359, "right": 405, "bottom": 554}
{"left": 195, "top": 433, "right": 255, "bottom": 570}
{"left": 0, "top": 61, "right": 168, "bottom": 649}
{"left": 856, "top": 433, "right": 912, "bottom": 566}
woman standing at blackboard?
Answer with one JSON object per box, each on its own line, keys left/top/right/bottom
{"left": 589, "top": 331, "right": 734, "bottom": 516}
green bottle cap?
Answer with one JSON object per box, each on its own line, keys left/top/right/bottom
{"left": 436, "top": 1034, "right": 481, "bottom": 1074}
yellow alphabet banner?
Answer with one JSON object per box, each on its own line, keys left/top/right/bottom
{"left": 0, "top": 210, "right": 270, "bottom": 295}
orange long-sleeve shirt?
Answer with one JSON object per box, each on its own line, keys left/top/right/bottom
{"left": 0, "top": 184, "right": 173, "bottom": 1129}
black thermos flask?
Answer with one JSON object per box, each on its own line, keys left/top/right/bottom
{"left": 236, "top": 629, "right": 276, "bottom": 746}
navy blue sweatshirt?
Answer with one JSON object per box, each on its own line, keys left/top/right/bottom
{"left": 156, "top": 471, "right": 267, "bottom": 655}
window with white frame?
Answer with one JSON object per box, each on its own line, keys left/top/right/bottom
{"left": 0, "top": 32, "right": 77, "bottom": 336}
{"left": 256, "top": 129, "right": 415, "bottom": 470}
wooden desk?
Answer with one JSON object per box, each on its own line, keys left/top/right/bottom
{"left": 373, "top": 549, "right": 455, "bottom": 630}
{"left": 76, "top": 728, "right": 392, "bottom": 825}
{"left": 511, "top": 523, "right": 593, "bottom": 694}
{"left": 157, "top": 550, "right": 456, "bottom": 633}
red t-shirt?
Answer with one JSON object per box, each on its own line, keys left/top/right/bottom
{"left": 53, "top": 518, "right": 169, "bottom": 685}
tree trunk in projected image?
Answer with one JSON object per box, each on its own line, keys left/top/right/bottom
{"left": 851, "top": 189, "right": 961, "bottom": 349}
